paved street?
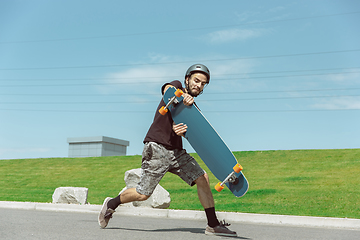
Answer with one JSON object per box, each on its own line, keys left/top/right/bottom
{"left": 1, "top": 208, "right": 359, "bottom": 240}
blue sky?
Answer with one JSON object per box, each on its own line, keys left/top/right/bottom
{"left": 0, "top": 0, "right": 359, "bottom": 160}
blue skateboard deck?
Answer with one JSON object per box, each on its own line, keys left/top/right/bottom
{"left": 161, "top": 87, "right": 249, "bottom": 197}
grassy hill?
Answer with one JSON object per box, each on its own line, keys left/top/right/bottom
{"left": 0, "top": 149, "right": 359, "bottom": 219}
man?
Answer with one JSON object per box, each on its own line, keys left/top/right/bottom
{"left": 98, "top": 64, "right": 237, "bottom": 237}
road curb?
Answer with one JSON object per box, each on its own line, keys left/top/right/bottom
{"left": 0, "top": 201, "right": 359, "bottom": 230}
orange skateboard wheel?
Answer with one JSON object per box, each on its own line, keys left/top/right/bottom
{"left": 159, "top": 106, "right": 168, "bottom": 115}
{"left": 215, "top": 182, "right": 224, "bottom": 192}
{"left": 175, "top": 89, "right": 183, "bottom": 97}
{"left": 233, "top": 163, "right": 243, "bottom": 173}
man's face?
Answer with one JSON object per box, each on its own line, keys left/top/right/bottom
{"left": 185, "top": 73, "right": 208, "bottom": 97}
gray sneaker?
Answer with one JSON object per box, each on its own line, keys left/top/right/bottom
{"left": 98, "top": 197, "right": 115, "bottom": 229}
{"left": 205, "top": 220, "right": 237, "bottom": 237}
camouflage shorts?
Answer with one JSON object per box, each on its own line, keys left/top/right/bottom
{"left": 136, "top": 142, "right": 206, "bottom": 196}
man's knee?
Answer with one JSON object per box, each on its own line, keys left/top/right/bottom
{"left": 194, "top": 173, "right": 210, "bottom": 186}
{"left": 133, "top": 188, "right": 151, "bottom": 201}
{"left": 137, "top": 193, "right": 151, "bottom": 201}
{"left": 121, "top": 188, "right": 151, "bottom": 203}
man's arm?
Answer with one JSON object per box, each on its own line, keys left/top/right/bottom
{"left": 162, "top": 84, "right": 173, "bottom": 94}
{"left": 163, "top": 84, "right": 192, "bottom": 137}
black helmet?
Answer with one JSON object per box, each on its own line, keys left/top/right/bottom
{"left": 185, "top": 64, "right": 210, "bottom": 83}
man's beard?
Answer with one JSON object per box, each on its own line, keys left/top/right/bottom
{"left": 186, "top": 82, "right": 201, "bottom": 97}
{"left": 188, "top": 88, "right": 200, "bottom": 97}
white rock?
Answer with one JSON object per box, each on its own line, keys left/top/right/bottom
{"left": 52, "top": 187, "right": 88, "bottom": 205}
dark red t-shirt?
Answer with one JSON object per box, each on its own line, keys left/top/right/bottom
{"left": 143, "top": 80, "right": 184, "bottom": 150}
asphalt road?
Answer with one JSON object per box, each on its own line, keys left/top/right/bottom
{"left": 1, "top": 208, "right": 359, "bottom": 240}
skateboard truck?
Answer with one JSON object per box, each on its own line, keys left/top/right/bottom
{"left": 215, "top": 163, "right": 243, "bottom": 192}
{"left": 159, "top": 89, "right": 184, "bottom": 115}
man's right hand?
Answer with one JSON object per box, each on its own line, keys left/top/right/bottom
{"left": 182, "top": 93, "right": 194, "bottom": 106}
{"left": 172, "top": 122, "right": 188, "bottom": 137}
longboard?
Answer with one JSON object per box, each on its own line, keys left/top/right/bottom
{"left": 160, "top": 87, "right": 249, "bottom": 197}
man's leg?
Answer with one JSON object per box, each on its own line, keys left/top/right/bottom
{"left": 194, "top": 174, "right": 219, "bottom": 227}
{"left": 194, "top": 173, "right": 237, "bottom": 237}
{"left": 98, "top": 189, "right": 150, "bottom": 229}
{"left": 107, "top": 188, "right": 150, "bottom": 209}
{"left": 194, "top": 173, "right": 213, "bottom": 208}
{"left": 99, "top": 142, "right": 171, "bottom": 228}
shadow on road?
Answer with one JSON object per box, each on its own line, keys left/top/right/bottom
{"left": 105, "top": 227, "right": 251, "bottom": 239}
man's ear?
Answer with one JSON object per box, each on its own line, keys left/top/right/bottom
{"left": 185, "top": 76, "right": 189, "bottom": 85}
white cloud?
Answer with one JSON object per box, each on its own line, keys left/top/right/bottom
{"left": 204, "top": 59, "right": 258, "bottom": 93}
{"left": 207, "top": 28, "right": 269, "bottom": 44}
{"left": 99, "top": 65, "right": 182, "bottom": 90}
{"left": 312, "top": 97, "right": 360, "bottom": 110}
{"left": 95, "top": 59, "right": 191, "bottom": 106}
{"left": 211, "top": 59, "right": 255, "bottom": 76}
{"left": 268, "top": 6, "right": 286, "bottom": 13}
{"left": 97, "top": 55, "right": 258, "bottom": 96}
{"left": 326, "top": 70, "right": 360, "bottom": 84}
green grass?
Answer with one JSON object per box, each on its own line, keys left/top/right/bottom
{"left": 0, "top": 149, "right": 359, "bottom": 219}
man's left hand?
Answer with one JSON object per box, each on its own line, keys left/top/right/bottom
{"left": 173, "top": 122, "right": 187, "bottom": 137}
